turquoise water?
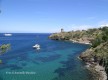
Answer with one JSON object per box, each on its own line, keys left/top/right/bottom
{"left": 0, "top": 33, "right": 91, "bottom": 80}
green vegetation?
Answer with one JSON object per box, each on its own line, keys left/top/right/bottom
{"left": 0, "top": 44, "right": 10, "bottom": 54}
{"left": 0, "top": 44, "right": 10, "bottom": 64}
{"left": 0, "top": 60, "right": 2, "bottom": 64}
{"left": 49, "top": 26, "right": 108, "bottom": 78}
{"left": 49, "top": 27, "right": 108, "bottom": 47}
{"left": 91, "top": 26, "right": 108, "bottom": 48}
{"left": 49, "top": 28, "right": 102, "bottom": 43}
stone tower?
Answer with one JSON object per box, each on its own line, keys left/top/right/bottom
{"left": 61, "top": 28, "right": 64, "bottom": 33}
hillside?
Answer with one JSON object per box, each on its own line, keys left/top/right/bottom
{"left": 49, "top": 26, "right": 108, "bottom": 80}
{"left": 0, "top": 44, "right": 10, "bottom": 63}
{"left": 49, "top": 28, "right": 103, "bottom": 44}
{"left": 0, "top": 44, "right": 10, "bottom": 55}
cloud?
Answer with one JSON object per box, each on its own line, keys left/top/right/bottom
{"left": 67, "top": 20, "right": 108, "bottom": 31}
{"left": 67, "top": 24, "right": 96, "bottom": 31}
{"left": 100, "top": 24, "right": 108, "bottom": 27}
{"left": 98, "top": 20, "right": 108, "bottom": 27}
{"left": 72, "top": 25, "right": 91, "bottom": 31}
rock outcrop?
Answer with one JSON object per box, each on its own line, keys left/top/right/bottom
{"left": 49, "top": 26, "right": 108, "bottom": 80}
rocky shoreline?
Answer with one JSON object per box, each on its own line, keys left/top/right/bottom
{"left": 80, "top": 57, "right": 107, "bottom": 80}
{"left": 68, "top": 40, "right": 107, "bottom": 80}
{"left": 95, "top": 64, "right": 107, "bottom": 80}
{"left": 67, "top": 39, "right": 107, "bottom": 80}
{"left": 69, "top": 39, "right": 91, "bottom": 45}
{"left": 72, "top": 40, "right": 107, "bottom": 80}
{"left": 79, "top": 41, "right": 108, "bottom": 80}
{"left": 74, "top": 41, "right": 107, "bottom": 80}
{"left": 51, "top": 37, "right": 107, "bottom": 80}
{"left": 49, "top": 27, "right": 108, "bottom": 80}
{"left": 78, "top": 41, "right": 107, "bottom": 80}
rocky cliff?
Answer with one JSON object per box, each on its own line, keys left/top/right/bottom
{"left": 49, "top": 28, "right": 102, "bottom": 44}
{"left": 49, "top": 26, "right": 108, "bottom": 80}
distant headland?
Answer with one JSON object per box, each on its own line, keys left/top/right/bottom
{"left": 49, "top": 26, "right": 108, "bottom": 80}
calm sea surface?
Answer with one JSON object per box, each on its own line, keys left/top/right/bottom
{"left": 0, "top": 33, "right": 92, "bottom": 80}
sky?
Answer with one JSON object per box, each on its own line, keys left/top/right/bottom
{"left": 0, "top": 0, "right": 108, "bottom": 33}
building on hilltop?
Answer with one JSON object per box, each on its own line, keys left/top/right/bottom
{"left": 61, "top": 28, "right": 64, "bottom": 33}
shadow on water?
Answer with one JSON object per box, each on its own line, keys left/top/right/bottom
{"left": 53, "top": 55, "right": 76, "bottom": 80}
{"left": 0, "top": 63, "right": 23, "bottom": 70}
{"left": 9, "top": 64, "right": 23, "bottom": 70}
{"left": 0, "top": 76, "right": 3, "bottom": 80}
{"left": 34, "top": 54, "right": 61, "bottom": 62}
{"left": 0, "top": 50, "right": 62, "bottom": 70}
{"left": 52, "top": 51, "right": 92, "bottom": 80}
{"left": 0, "top": 51, "right": 29, "bottom": 70}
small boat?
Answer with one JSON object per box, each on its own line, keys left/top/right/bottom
{"left": 36, "top": 47, "right": 40, "bottom": 50}
{"left": 33, "top": 44, "right": 40, "bottom": 50}
{"left": 4, "top": 34, "right": 12, "bottom": 36}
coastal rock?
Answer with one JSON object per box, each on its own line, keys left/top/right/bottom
{"left": 0, "top": 60, "right": 2, "bottom": 64}
{"left": 49, "top": 29, "right": 97, "bottom": 44}
{"left": 49, "top": 26, "right": 108, "bottom": 80}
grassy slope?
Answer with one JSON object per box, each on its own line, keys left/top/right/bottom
{"left": 49, "top": 26, "right": 108, "bottom": 77}
{"left": 0, "top": 44, "right": 10, "bottom": 63}
{"left": 49, "top": 28, "right": 102, "bottom": 43}
{"left": 0, "top": 44, "right": 10, "bottom": 55}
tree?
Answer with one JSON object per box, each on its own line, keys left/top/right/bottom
{"left": 0, "top": 44, "right": 10, "bottom": 64}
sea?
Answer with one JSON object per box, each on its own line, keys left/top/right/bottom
{"left": 0, "top": 33, "right": 92, "bottom": 80}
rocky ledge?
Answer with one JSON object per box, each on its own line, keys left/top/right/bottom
{"left": 79, "top": 41, "right": 108, "bottom": 80}
{"left": 49, "top": 26, "right": 108, "bottom": 80}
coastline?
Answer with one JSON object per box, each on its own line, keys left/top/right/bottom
{"left": 75, "top": 39, "right": 107, "bottom": 80}
{"left": 49, "top": 30, "right": 108, "bottom": 80}
{"left": 68, "top": 39, "right": 91, "bottom": 45}
{"left": 84, "top": 62, "right": 107, "bottom": 80}
{"left": 69, "top": 40, "right": 107, "bottom": 80}
{"left": 75, "top": 40, "right": 107, "bottom": 80}
{"left": 56, "top": 39, "right": 107, "bottom": 80}
{"left": 63, "top": 39, "right": 107, "bottom": 80}
{"left": 95, "top": 64, "right": 107, "bottom": 80}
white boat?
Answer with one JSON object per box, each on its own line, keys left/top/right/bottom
{"left": 33, "top": 44, "right": 40, "bottom": 50}
{"left": 36, "top": 47, "right": 40, "bottom": 50}
{"left": 4, "top": 34, "right": 12, "bottom": 36}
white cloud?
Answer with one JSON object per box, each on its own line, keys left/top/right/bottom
{"left": 67, "top": 24, "right": 97, "bottom": 31}
{"left": 98, "top": 20, "right": 108, "bottom": 27}
{"left": 57, "top": 20, "right": 108, "bottom": 32}
{"left": 100, "top": 24, "right": 108, "bottom": 27}
{"left": 66, "top": 21, "right": 108, "bottom": 31}
{"left": 72, "top": 25, "right": 89, "bottom": 31}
